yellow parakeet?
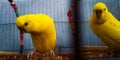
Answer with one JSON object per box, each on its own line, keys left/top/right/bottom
{"left": 16, "top": 14, "right": 56, "bottom": 57}
{"left": 89, "top": 2, "right": 120, "bottom": 52}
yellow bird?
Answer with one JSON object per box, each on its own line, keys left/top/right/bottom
{"left": 16, "top": 14, "right": 56, "bottom": 57}
{"left": 89, "top": 2, "right": 120, "bottom": 52}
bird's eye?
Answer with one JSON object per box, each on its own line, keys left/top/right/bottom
{"left": 24, "top": 22, "right": 28, "bottom": 26}
{"left": 104, "top": 8, "right": 106, "bottom": 11}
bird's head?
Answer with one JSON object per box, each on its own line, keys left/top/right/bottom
{"left": 16, "top": 14, "right": 35, "bottom": 33}
{"left": 93, "top": 2, "right": 108, "bottom": 19}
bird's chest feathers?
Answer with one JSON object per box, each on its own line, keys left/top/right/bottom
{"left": 31, "top": 34, "right": 47, "bottom": 43}
{"left": 95, "top": 19, "right": 105, "bottom": 24}
{"left": 94, "top": 15, "right": 107, "bottom": 24}
{"left": 30, "top": 32, "right": 56, "bottom": 52}
{"left": 91, "top": 20, "right": 108, "bottom": 36}
{"left": 31, "top": 34, "right": 50, "bottom": 51}
{"left": 91, "top": 19, "right": 119, "bottom": 38}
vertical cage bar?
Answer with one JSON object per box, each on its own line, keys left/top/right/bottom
{"left": 72, "top": 0, "right": 83, "bottom": 60}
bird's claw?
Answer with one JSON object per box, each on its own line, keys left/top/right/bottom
{"left": 27, "top": 50, "right": 63, "bottom": 60}
{"left": 43, "top": 50, "right": 55, "bottom": 57}
{"left": 27, "top": 50, "right": 40, "bottom": 60}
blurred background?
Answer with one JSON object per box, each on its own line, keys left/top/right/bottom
{"left": 1, "top": 0, "right": 120, "bottom": 59}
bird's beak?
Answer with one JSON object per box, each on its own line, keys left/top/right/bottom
{"left": 95, "top": 9, "right": 102, "bottom": 19}
{"left": 17, "top": 27, "right": 26, "bottom": 32}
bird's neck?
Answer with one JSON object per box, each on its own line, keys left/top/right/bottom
{"left": 96, "top": 17, "right": 107, "bottom": 24}
{"left": 92, "top": 14, "right": 106, "bottom": 25}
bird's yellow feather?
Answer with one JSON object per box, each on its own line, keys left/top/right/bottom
{"left": 89, "top": 2, "right": 120, "bottom": 52}
{"left": 16, "top": 14, "right": 56, "bottom": 53}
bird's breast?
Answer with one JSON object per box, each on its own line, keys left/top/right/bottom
{"left": 31, "top": 34, "right": 56, "bottom": 53}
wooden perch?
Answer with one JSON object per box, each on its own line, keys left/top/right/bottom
{"left": 0, "top": 46, "right": 120, "bottom": 60}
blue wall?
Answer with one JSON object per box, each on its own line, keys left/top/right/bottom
{"left": 0, "top": 0, "right": 120, "bottom": 54}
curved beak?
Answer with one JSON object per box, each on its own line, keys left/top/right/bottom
{"left": 17, "top": 27, "right": 26, "bottom": 32}
{"left": 95, "top": 9, "right": 102, "bottom": 19}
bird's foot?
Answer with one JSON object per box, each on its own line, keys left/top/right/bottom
{"left": 27, "top": 50, "right": 40, "bottom": 60}
{"left": 106, "top": 49, "right": 114, "bottom": 57}
{"left": 27, "top": 50, "right": 63, "bottom": 60}
{"left": 43, "top": 50, "right": 63, "bottom": 59}
{"left": 97, "top": 47, "right": 115, "bottom": 57}
{"left": 43, "top": 50, "right": 55, "bottom": 57}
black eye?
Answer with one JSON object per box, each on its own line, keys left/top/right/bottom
{"left": 24, "top": 22, "right": 28, "bottom": 26}
{"left": 104, "top": 8, "right": 106, "bottom": 11}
